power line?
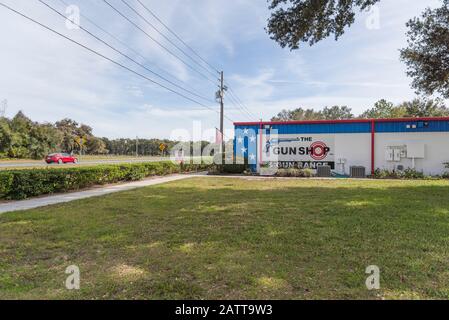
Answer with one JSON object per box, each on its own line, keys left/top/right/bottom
{"left": 56, "top": 0, "right": 206, "bottom": 97}
{"left": 38, "top": 0, "right": 215, "bottom": 104}
{"left": 0, "top": 2, "right": 229, "bottom": 120}
{"left": 123, "top": 1, "right": 249, "bottom": 123}
{"left": 226, "top": 90, "right": 252, "bottom": 119}
{"left": 216, "top": 126, "right": 233, "bottom": 143}
{"left": 135, "top": 0, "right": 220, "bottom": 75}
{"left": 227, "top": 86, "right": 257, "bottom": 119}
{"left": 101, "top": 0, "right": 219, "bottom": 86}
{"left": 228, "top": 97, "right": 255, "bottom": 121}
{"left": 58, "top": 0, "right": 142, "bottom": 58}
{"left": 226, "top": 85, "right": 259, "bottom": 121}
{"left": 219, "top": 84, "right": 252, "bottom": 121}
{"left": 226, "top": 93, "right": 254, "bottom": 121}
{"left": 120, "top": 0, "right": 218, "bottom": 79}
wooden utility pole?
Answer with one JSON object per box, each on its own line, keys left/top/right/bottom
{"left": 136, "top": 136, "right": 138, "bottom": 157}
{"left": 0, "top": 99, "right": 7, "bottom": 118}
{"left": 219, "top": 71, "right": 225, "bottom": 162}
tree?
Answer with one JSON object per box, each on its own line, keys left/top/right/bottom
{"left": 271, "top": 107, "right": 323, "bottom": 121}
{"left": 266, "top": 0, "right": 380, "bottom": 49}
{"left": 0, "top": 112, "right": 63, "bottom": 159}
{"left": 55, "top": 119, "right": 93, "bottom": 154}
{"left": 400, "top": 0, "right": 449, "bottom": 98}
{"left": 271, "top": 109, "right": 293, "bottom": 121}
{"left": 399, "top": 98, "right": 449, "bottom": 117}
{"left": 86, "top": 137, "right": 108, "bottom": 155}
{"left": 0, "top": 118, "right": 12, "bottom": 158}
{"left": 55, "top": 119, "right": 79, "bottom": 153}
{"left": 8, "top": 111, "right": 33, "bottom": 158}
{"left": 270, "top": 99, "right": 449, "bottom": 121}
{"left": 77, "top": 124, "right": 93, "bottom": 137}
{"left": 321, "top": 105, "right": 354, "bottom": 120}
{"left": 360, "top": 99, "right": 406, "bottom": 118}
{"left": 28, "top": 123, "right": 62, "bottom": 159}
{"left": 10, "top": 111, "right": 32, "bottom": 132}
{"left": 271, "top": 105, "right": 354, "bottom": 121}
{"left": 359, "top": 98, "right": 449, "bottom": 119}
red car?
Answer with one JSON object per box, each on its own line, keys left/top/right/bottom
{"left": 45, "top": 153, "right": 78, "bottom": 164}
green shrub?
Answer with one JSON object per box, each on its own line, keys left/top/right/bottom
{"left": 373, "top": 168, "right": 426, "bottom": 180}
{"left": 402, "top": 168, "right": 425, "bottom": 179}
{"left": 441, "top": 163, "right": 449, "bottom": 178}
{"left": 275, "top": 168, "right": 314, "bottom": 178}
{"left": 303, "top": 168, "right": 314, "bottom": 177}
{"left": 210, "top": 164, "right": 249, "bottom": 174}
{"left": 373, "top": 169, "right": 399, "bottom": 179}
{"left": 0, "top": 161, "right": 211, "bottom": 200}
{"left": 0, "top": 171, "right": 13, "bottom": 198}
{"left": 181, "top": 161, "right": 210, "bottom": 173}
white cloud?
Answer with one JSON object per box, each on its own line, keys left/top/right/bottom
{"left": 0, "top": 0, "right": 447, "bottom": 140}
{"left": 229, "top": 69, "right": 276, "bottom": 105}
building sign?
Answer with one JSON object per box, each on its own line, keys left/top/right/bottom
{"left": 262, "top": 135, "right": 335, "bottom": 170}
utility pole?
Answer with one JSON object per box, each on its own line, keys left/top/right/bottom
{"left": 135, "top": 136, "right": 138, "bottom": 157}
{"left": 0, "top": 99, "right": 7, "bottom": 118}
{"left": 219, "top": 71, "right": 225, "bottom": 163}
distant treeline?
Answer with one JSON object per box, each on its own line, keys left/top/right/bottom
{"left": 0, "top": 111, "right": 211, "bottom": 160}
{"left": 2, "top": 97, "right": 448, "bottom": 160}
{"left": 102, "top": 138, "right": 211, "bottom": 157}
{"left": 271, "top": 98, "right": 449, "bottom": 121}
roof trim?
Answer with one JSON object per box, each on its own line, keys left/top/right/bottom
{"left": 234, "top": 117, "right": 449, "bottom": 126}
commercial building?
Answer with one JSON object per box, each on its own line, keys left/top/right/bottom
{"left": 234, "top": 117, "right": 449, "bottom": 176}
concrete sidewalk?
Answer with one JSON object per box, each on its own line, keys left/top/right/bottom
{"left": 0, "top": 173, "right": 204, "bottom": 214}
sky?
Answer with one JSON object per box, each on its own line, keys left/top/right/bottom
{"left": 0, "top": 0, "right": 447, "bottom": 140}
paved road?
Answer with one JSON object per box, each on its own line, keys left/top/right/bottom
{"left": 0, "top": 158, "right": 167, "bottom": 168}
{"left": 0, "top": 173, "right": 204, "bottom": 214}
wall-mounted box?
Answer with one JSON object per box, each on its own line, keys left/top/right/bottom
{"left": 386, "top": 147, "right": 404, "bottom": 162}
{"left": 385, "top": 149, "right": 394, "bottom": 161}
{"left": 393, "top": 149, "right": 402, "bottom": 161}
{"left": 407, "top": 143, "right": 425, "bottom": 159}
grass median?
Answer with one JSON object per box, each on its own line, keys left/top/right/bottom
{"left": 1, "top": 178, "right": 449, "bottom": 299}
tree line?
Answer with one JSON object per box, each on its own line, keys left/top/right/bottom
{"left": 0, "top": 111, "right": 209, "bottom": 160}
{"left": 1, "top": 97, "right": 447, "bottom": 160}
{"left": 271, "top": 98, "right": 449, "bottom": 121}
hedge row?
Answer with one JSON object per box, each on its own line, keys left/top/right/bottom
{"left": 208, "top": 164, "right": 249, "bottom": 174}
{"left": 0, "top": 161, "right": 210, "bottom": 200}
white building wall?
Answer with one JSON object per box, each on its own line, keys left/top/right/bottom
{"left": 334, "top": 134, "right": 371, "bottom": 175}
{"left": 257, "top": 131, "right": 449, "bottom": 176}
{"left": 374, "top": 132, "right": 449, "bottom": 176}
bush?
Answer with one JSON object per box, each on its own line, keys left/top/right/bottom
{"left": 373, "top": 169, "right": 399, "bottom": 179}
{"left": 373, "top": 168, "right": 426, "bottom": 180}
{"left": 0, "top": 161, "right": 211, "bottom": 200}
{"left": 0, "top": 172, "right": 13, "bottom": 198}
{"left": 181, "top": 161, "right": 211, "bottom": 173}
{"left": 275, "top": 168, "right": 314, "bottom": 178}
{"left": 402, "top": 168, "right": 425, "bottom": 179}
{"left": 209, "top": 164, "right": 249, "bottom": 174}
{"left": 441, "top": 162, "right": 449, "bottom": 179}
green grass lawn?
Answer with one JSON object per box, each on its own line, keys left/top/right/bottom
{"left": 1, "top": 178, "right": 449, "bottom": 300}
